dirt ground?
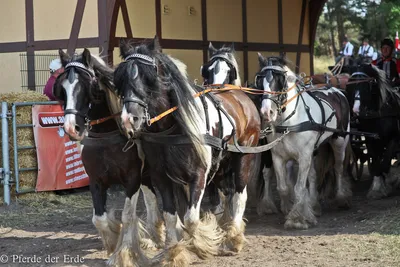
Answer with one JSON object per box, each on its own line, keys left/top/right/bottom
{"left": 1, "top": 180, "right": 400, "bottom": 267}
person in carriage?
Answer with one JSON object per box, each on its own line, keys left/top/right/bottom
{"left": 371, "top": 37, "right": 400, "bottom": 87}
{"left": 357, "top": 38, "right": 374, "bottom": 64}
{"left": 335, "top": 36, "right": 355, "bottom": 65}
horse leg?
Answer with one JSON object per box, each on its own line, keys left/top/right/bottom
{"left": 108, "top": 188, "right": 144, "bottom": 267}
{"left": 184, "top": 163, "right": 225, "bottom": 260}
{"left": 367, "top": 141, "right": 389, "bottom": 199}
{"left": 284, "top": 155, "right": 317, "bottom": 230}
{"left": 307, "top": 158, "right": 321, "bottom": 216}
{"left": 257, "top": 166, "right": 278, "bottom": 215}
{"left": 331, "top": 136, "right": 352, "bottom": 209}
{"left": 223, "top": 153, "right": 257, "bottom": 253}
{"left": 141, "top": 171, "right": 165, "bottom": 248}
{"left": 272, "top": 155, "right": 292, "bottom": 215}
{"left": 381, "top": 139, "right": 398, "bottom": 190}
{"left": 91, "top": 182, "right": 121, "bottom": 255}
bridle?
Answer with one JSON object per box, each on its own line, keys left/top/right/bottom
{"left": 201, "top": 53, "right": 237, "bottom": 84}
{"left": 255, "top": 62, "right": 295, "bottom": 113}
{"left": 63, "top": 61, "right": 96, "bottom": 119}
{"left": 122, "top": 53, "right": 158, "bottom": 126}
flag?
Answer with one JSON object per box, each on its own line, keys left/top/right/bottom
{"left": 396, "top": 31, "right": 400, "bottom": 51}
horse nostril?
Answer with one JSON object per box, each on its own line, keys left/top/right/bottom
{"left": 133, "top": 117, "right": 139, "bottom": 122}
{"left": 75, "top": 125, "right": 80, "bottom": 132}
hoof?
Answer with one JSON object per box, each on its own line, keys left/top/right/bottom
{"left": 257, "top": 199, "right": 278, "bottom": 215}
{"left": 284, "top": 218, "right": 310, "bottom": 230}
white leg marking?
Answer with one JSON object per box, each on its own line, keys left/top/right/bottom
{"left": 232, "top": 186, "right": 247, "bottom": 229}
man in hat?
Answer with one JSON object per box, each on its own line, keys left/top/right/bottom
{"left": 372, "top": 38, "right": 400, "bottom": 86}
{"left": 357, "top": 38, "right": 374, "bottom": 64}
{"left": 43, "top": 58, "right": 64, "bottom": 100}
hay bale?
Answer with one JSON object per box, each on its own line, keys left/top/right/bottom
{"left": 0, "top": 91, "right": 49, "bottom": 200}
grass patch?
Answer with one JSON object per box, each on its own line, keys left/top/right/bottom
{"left": 314, "top": 56, "right": 335, "bottom": 74}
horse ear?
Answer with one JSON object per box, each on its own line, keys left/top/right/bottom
{"left": 257, "top": 52, "right": 265, "bottom": 67}
{"left": 149, "top": 35, "right": 162, "bottom": 52}
{"left": 82, "top": 48, "right": 92, "bottom": 67}
{"left": 59, "top": 49, "right": 70, "bottom": 66}
{"left": 119, "top": 38, "right": 130, "bottom": 59}
{"left": 208, "top": 42, "right": 217, "bottom": 55}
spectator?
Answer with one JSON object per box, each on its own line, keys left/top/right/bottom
{"left": 43, "top": 59, "right": 64, "bottom": 101}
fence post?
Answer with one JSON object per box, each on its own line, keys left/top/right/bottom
{"left": 2, "top": 102, "right": 10, "bottom": 205}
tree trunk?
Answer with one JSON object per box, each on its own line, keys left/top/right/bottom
{"left": 334, "top": 0, "right": 345, "bottom": 50}
{"left": 326, "top": 2, "right": 337, "bottom": 57}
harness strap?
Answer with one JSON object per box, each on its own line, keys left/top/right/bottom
{"left": 81, "top": 130, "right": 128, "bottom": 146}
{"left": 139, "top": 131, "right": 288, "bottom": 153}
{"left": 89, "top": 112, "right": 122, "bottom": 126}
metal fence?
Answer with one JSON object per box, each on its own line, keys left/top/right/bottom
{"left": 20, "top": 53, "right": 59, "bottom": 93}
{"left": 1, "top": 101, "right": 58, "bottom": 205}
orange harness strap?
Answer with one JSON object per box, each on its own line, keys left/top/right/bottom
{"left": 89, "top": 112, "right": 122, "bottom": 126}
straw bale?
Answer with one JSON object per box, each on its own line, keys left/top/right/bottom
{"left": 0, "top": 91, "right": 50, "bottom": 202}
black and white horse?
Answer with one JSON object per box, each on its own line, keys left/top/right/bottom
{"left": 114, "top": 37, "right": 261, "bottom": 266}
{"left": 201, "top": 42, "right": 241, "bottom": 86}
{"left": 255, "top": 54, "right": 352, "bottom": 229}
{"left": 54, "top": 49, "right": 164, "bottom": 266}
{"left": 350, "top": 64, "right": 400, "bottom": 199}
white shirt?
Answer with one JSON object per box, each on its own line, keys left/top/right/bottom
{"left": 358, "top": 45, "right": 374, "bottom": 57}
{"left": 342, "top": 42, "right": 354, "bottom": 56}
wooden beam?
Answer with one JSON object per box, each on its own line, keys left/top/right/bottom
{"left": 25, "top": 0, "right": 35, "bottom": 91}
{"left": 98, "top": 0, "right": 108, "bottom": 60}
{"left": 35, "top": 38, "right": 99, "bottom": 51}
{"left": 155, "top": 0, "right": 162, "bottom": 38}
{"left": 277, "top": 0, "right": 283, "bottom": 56}
{"left": 201, "top": 0, "right": 208, "bottom": 64}
{"left": 113, "top": 38, "right": 310, "bottom": 53}
{"left": 242, "top": 0, "right": 248, "bottom": 83}
{"left": 120, "top": 0, "right": 133, "bottom": 38}
{"left": 107, "top": 0, "right": 120, "bottom": 64}
{"left": 67, "top": 0, "right": 87, "bottom": 56}
{"left": 296, "top": 0, "right": 307, "bottom": 74}
{"left": 0, "top": 42, "right": 27, "bottom": 53}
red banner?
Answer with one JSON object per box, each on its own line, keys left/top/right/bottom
{"left": 32, "top": 104, "right": 89, "bottom": 191}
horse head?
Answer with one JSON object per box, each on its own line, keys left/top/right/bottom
{"left": 115, "top": 36, "right": 206, "bottom": 160}
{"left": 255, "top": 53, "right": 297, "bottom": 123}
{"left": 348, "top": 64, "right": 390, "bottom": 115}
{"left": 54, "top": 48, "right": 111, "bottom": 141}
{"left": 200, "top": 42, "right": 241, "bottom": 86}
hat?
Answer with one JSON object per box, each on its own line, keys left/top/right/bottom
{"left": 49, "top": 59, "right": 62, "bottom": 73}
{"left": 381, "top": 38, "right": 394, "bottom": 49}
{"left": 363, "top": 38, "right": 369, "bottom": 42}
{"left": 343, "top": 37, "right": 349, "bottom": 42}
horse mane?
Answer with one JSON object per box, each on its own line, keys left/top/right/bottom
{"left": 369, "top": 64, "right": 400, "bottom": 108}
{"left": 115, "top": 40, "right": 208, "bottom": 164}
{"left": 211, "top": 45, "right": 242, "bottom": 86}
